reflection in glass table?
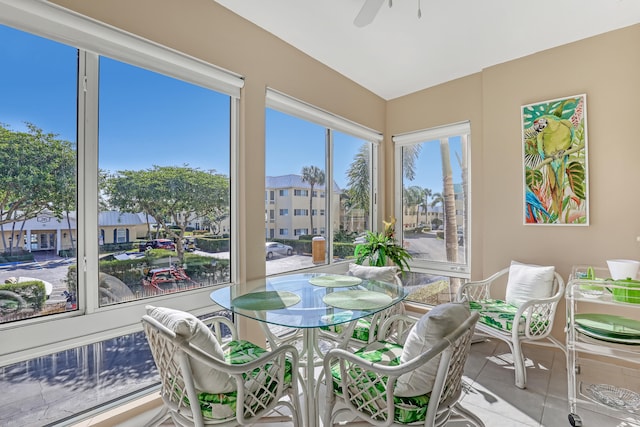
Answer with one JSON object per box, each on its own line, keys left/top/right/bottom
{"left": 210, "top": 272, "right": 408, "bottom": 427}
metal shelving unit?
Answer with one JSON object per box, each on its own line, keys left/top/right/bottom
{"left": 566, "top": 266, "right": 640, "bottom": 427}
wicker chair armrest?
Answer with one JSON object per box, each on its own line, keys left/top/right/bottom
{"left": 184, "top": 340, "right": 299, "bottom": 375}
{"left": 202, "top": 315, "right": 238, "bottom": 343}
{"left": 378, "top": 313, "right": 418, "bottom": 344}
{"left": 512, "top": 280, "right": 564, "bottom": 340}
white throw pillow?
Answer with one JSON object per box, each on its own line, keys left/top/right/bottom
{"left": 505, "top": 261, "right": 555, "bottom": 307}
{"left": 347, "top": 263, "right": 400, "bottom": 284}
{"left": 146, "top": 305, "right": 236, "bottom": 393}
{"left": 394, "top": 302, "right": 470, "bottom": 397}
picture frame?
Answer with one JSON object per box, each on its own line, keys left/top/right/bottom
{"left": 521, "top": 94, "right": 588, "bottom": 225}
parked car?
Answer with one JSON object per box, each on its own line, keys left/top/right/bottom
{"left": 139, "top": 238, "right": 176, "bottom": 252}
{"left": 183, "top": 237, "right": 197, "bottom": 252}
{"left": 265, "top": 242, "right": 293, "bottom": 260}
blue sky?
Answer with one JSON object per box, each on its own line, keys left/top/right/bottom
{"left": 1, "top": 23, "right": 461, "bottom": 193}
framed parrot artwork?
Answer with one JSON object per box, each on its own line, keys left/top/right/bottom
{"left": 521, "top": 94, "right": 588, "bottom": 225}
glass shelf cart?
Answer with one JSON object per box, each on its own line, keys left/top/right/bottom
{"left": 565, "top": 266, "right": 640, "bottom": 427}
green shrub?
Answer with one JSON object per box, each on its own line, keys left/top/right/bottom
{"left": 195, "top": 237, "right": 229, "bottom": 253}
{"left": 59, "top": 249, "right": 77, "bottom": 257}
{"left": 66, "top": 264, "right": 78, "bottom": 296}
{"left": 0, "top": 280, "right": 47, "bottom": 310}
{"left": 99, "top": 242, "right": 136, "bottom": 253}
{"left": 332, "top": 242, "right": 356, "bottom": 259}
{"left": 0, "top": 252, "right": 35, "bottom": 263}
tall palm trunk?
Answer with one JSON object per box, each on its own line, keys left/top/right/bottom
{"left": 441, "top": 138, "right": 461, "bottom": 298}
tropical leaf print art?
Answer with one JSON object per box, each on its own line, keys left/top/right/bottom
{"left": 522, "top": 94, "right": 588, "bottom": 225}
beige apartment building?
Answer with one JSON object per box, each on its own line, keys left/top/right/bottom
{"left": 265, "top": 174, "right": 342, "bottom": 240}
{"left": 401, "top": 183, "right": 465, "bottom": 232}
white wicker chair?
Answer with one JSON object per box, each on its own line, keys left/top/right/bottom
{"left": 456, "top": 266, "right": 566, "bottom": 389}
{"left": 319, "top": 264, "right": 405, "bottom": 347}
{"left": 141, "top": 311, "right": 301, "bottom": 427}
{"left": 322, "top": 308, "right": 484, "bottom": 427}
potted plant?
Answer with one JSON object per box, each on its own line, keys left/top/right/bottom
{"left": 353, "top": 217, "right": 412, "bottom": 274}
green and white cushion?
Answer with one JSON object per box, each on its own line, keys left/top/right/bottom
{"left": 191, "top": 340, "right": 293, "bottom": 420}
{"left": 320, "top": 315, "right": 374, "bottom": 342}
{"left": 469, "top": 299, "right": 547, "bottom": 333}
{"left": 330, "top": 341, "right": 432, "bottom": 424}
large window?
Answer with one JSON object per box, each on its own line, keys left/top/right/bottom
{"left": 394, "top": 122, "right": 470, "bottom": 305}
{"left": 0, "top": 2, "right": 242, "bottom": 423}
{"left": 0, "top": 24, "right": 78, "bottom": 323}
{"left": 97, "top": 56, "right": 232, "bottom": 306}
{"left": 265, "top": 89, "right": 381, "bottom": 275}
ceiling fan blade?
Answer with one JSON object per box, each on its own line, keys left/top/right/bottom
{"left": 354, "top": 0, "right": 385, "bottom": 27}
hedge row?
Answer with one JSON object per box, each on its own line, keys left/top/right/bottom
{"left": 0, "top": 252, "right": 34, "bottom": 264}
{"left": 194, "top": 237, "right": 229, "bottom": 253}
{"left": 270, "top": 239, "right": 356, "bottom": 259}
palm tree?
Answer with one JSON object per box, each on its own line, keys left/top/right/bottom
{"left": 420, "top": 187, "right": 432, "bottom": 226}
{"left": 403, "top": 186, "right": 422, "bottom": 227}
{"left": 430, "top": 192, "right": 443, "bottom": 229}
{"left": 301, "top": 165, "right": 325, "bottom": 235}
{"left": 402, "top": 144, "right": 422, "bottom": 181}
{"left": 439, "top": 139, "right": 459, "bottom": 263}
{"left": 345, "top": 144, "right": 371, "bottom": 220}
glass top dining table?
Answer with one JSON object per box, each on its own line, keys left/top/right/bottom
{"left": 209, "top": 272, "right": 408, "bottom": 329}
{"left": 210, "top": 272, "right": 408, "bottom": 427}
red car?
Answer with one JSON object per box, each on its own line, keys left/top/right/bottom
{"left": 139, "top": 239, "right": 176, "bottom": 252}
{"left": 142, "top": 266, "right": 191, "bottom": 292}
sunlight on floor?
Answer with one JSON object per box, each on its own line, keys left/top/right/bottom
{"left": 74, "top": 338, "right": 638, "bottom": 427}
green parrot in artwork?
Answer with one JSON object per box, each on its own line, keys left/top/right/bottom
{"left": 533, "top": 115, "right": 574, "bottom": 217}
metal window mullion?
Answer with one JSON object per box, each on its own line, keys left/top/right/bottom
{"left": 326, "top": 129, "right": 333, "bottom": 263}
{"left": 229, "top": 95, "right": 240, "bottom": 284}
{"left": 80, "top": 50, "right": 100, "bottom": 313}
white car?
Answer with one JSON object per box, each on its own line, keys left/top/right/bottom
{"left": 265, "top": 242, "right": 293, "bottom": 260}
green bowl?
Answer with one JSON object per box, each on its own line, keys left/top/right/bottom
{"left": 612, "top": 279, "right": 640, "bottom": 304}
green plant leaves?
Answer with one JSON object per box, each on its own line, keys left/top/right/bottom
{"left": 353, "top": 230, "right": 412, "bottom": 273}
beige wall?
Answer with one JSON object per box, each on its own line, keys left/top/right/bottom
{"left": 388, "top": 24, "right": 640, "bottom": 283}
{"left": 388, "top": 25, "right": 640, "bottom": 335}
{"left": 49, "top": 1, "right": 640, "bottom": 335}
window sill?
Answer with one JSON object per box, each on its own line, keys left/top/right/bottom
{"left": 70, "top": 393, "right": 163, "bottom": 427}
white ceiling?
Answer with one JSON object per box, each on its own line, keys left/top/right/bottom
{"left": 214, "top": 0, "right": 640, "bottom": 100}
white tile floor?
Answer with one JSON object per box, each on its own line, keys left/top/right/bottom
{"left": 116, "top": 338, "right": 639, "bottom": 427}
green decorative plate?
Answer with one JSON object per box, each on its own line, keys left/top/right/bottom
{"left": 308, "top": 275, "right": 362, "bottom": 288}
{"left": 574, "top": 313, "right": 640, "bottom": 340}
{"left": 232, "top": 291, "right": 301, "bottom": 310}
{"left": 322, "top": 290, "right": 392, "bottom": 310}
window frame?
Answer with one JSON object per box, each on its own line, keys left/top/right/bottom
{"left": 393, "top": 121, "right": 471, "bottom": 278}
{"left": 265, "top": 89, "right": 382, "bottom": 269}
{"left": 0, "top": 0, "right": 243, "bottom": 367}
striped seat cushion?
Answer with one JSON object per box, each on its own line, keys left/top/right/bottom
{"left": 188, "top": 340, "right": 293, "bottom": 420}
{"left": 469, "top": 299, "right": 547, "bottom": 333}
{"left": 330, "top": 341, "right": 432, "bottom": 424}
